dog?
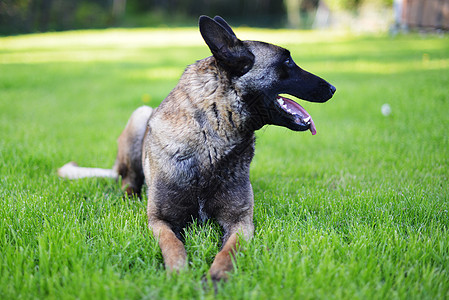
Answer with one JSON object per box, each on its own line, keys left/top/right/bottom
{"left": 58, "top": 15, "right": 336, "bottom": 281}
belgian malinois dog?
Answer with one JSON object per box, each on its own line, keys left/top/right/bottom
{"left": 59, "top": 15, "right": 336, "bottom": 281}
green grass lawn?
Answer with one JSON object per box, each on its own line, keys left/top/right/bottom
{"left": 1, "top": 28, "right": 448, "bottom": 299}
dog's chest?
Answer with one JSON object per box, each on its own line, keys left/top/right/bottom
{"left": 162, "top": 141, "right": 253, "bottom": 221}
{"left": 197, "top": 197, "right": 209, "bottom": 222}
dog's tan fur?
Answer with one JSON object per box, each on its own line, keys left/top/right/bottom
{"left": 142, "top": 56, "right": 255, "bottom": 278}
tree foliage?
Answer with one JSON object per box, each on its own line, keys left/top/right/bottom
{"left": 327, "top": 0, "right": 393, "bottom": 10}
{"left": 0, "top": 0, "right": 393, "bottom": 35}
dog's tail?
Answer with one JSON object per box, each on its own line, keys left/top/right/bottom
{"left": 58, "top": 161, "right": 118, "bottom": 180}
{"left": 58, "top": 105, "right": 153, "bottom": 184}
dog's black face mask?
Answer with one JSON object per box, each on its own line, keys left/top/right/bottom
{"left": 199, "top": 15, "right": 336, "bottom": 134}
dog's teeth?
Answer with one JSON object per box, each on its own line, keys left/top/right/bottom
{"left": 278, "top": 98, "right": 284, "bottom": 106}
{"left": 304, "top": 116, "right": 311, "bottom": 123}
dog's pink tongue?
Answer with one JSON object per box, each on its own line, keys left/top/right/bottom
{"left": 277, "top": 96, "right": 317, "bottom": 135}
{"left": 308, "top": 116, "right": 317, "bottom": 135}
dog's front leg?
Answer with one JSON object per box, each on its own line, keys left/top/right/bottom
{"left": 208, "top": 221, "right": 254, "bottom": 281}
{"left": 149, "top": 219, "right": 187, "bottom": 272}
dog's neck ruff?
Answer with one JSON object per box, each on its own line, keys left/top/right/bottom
{"left": 183, "top": 57, "right": 253, "bottom": 135}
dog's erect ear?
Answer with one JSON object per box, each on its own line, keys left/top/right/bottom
{"left": 199, "top": 15, "right": 254, "bottom": 76}
{"left": 213, "top": 16, "right": 237, "bottom": 37}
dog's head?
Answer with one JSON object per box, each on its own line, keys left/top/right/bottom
{"left": 199, "top": 15, "right": 336, "bottom": 134}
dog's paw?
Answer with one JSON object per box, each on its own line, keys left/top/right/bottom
{"left": 208, "top": 268, "right": 229, "bottom": 282}
{"left": 201, "top": 273, "right": 223, "bottom": 294}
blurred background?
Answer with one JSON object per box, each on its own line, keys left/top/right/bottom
{"left": 1, "top": 0, "right": 448, "bottom": 35}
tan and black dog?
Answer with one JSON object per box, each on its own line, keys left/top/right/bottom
{"left": 58, "top": 16, "right": 336, "bottom": 281}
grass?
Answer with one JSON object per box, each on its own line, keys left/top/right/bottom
{"left": 1, "top": 28, "right": 448, "bottom": 299}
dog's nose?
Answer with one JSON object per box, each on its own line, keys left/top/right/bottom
{"left": 330, "top": 84, "right": 336, "bottom": 95}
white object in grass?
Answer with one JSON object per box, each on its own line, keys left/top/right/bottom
{"left": 381, "top": 103, "right": 391, "bottom": 116}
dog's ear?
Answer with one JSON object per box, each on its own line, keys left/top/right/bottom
{"left": 199, "top": 15, "right": 254, "bottom": 76}
{"left": 213, "top": 16, "right": 237, "bottom": 37}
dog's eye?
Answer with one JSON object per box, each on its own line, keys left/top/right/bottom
{"left": 284, "top": 57, "right": 293, "bottom": 66}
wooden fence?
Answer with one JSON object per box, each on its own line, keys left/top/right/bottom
{"left": 401, "top": 0, "right": 449, "bottom": 30}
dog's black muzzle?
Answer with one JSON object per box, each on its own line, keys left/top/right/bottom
{"left": 281, "top": 66, "right": 336, "bottom": 103}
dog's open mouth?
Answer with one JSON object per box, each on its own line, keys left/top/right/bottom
{"left": 276, "top": 95, "right": 317, "bottom": 135}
